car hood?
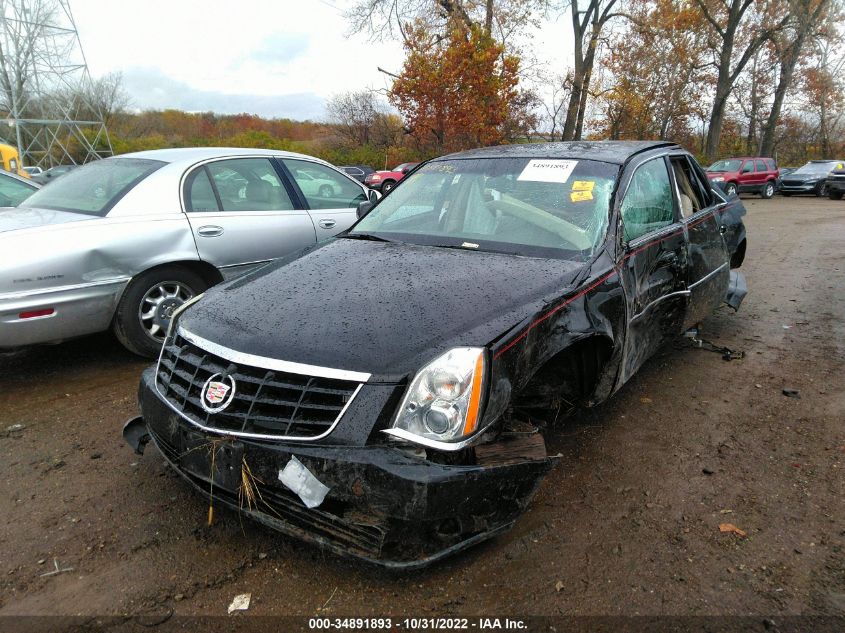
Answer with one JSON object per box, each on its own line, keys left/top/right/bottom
{"left": 180, "top": 238, "right": 586, "bottom": 382}
{"left": 0, "top": 207, "right": 96, "bottom": 233}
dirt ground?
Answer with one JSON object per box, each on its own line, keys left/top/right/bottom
{"left": 1, "top": 195, "right": 843, "bottom": 625}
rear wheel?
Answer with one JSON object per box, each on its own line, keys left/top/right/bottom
{"left": 318, "top": 184, "right": 333, "bottom": 197}
{"left": 830, "top": 191, "right": 844, "bottom": 200}
{"left": 113, "top": 266, "right": 207, "bottom": 358}
{"left": 723, "top": 182, "right": 737, "bottom": 197}
{"left": 381, "top": 179, "right": 396, "bottom": 193}
{"left": 760, "top": 181, "right": 775, "bottom": 199}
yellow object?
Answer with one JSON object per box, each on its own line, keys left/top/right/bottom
{"left": 572, "top": 180, "right": 595, "bottom": 191}
{"left": 462, "top": 352, "right": 485, "bottom": 436}
{"left": 0, "top": 143, "right": 30, "bottom": 178}
{"left": 571, "top": 190, "right": 594, "bottom": 202}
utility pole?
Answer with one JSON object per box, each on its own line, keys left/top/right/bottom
{"left": 0, "top": 0, "right": 112, "bottom": 168}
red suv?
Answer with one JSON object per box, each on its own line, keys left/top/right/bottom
{"left": 705, "top": 157, "right": 779, "bottom": 198}
{"left": 364, "top": 162, "right": 419, "bottom": 193}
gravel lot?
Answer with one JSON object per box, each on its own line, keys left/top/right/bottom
{"left": 1, "top": 195, "right": 843, "bottom": 624}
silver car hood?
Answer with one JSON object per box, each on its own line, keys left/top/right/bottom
{"left": 0, "top": 207, "right": 96, "bottom": 233}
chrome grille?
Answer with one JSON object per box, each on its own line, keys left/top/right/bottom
{"left": 156, "top": 331, "right": 362, "bottom": 439}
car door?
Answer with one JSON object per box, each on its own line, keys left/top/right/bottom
{"left": 279, "top": 158, "right": 368, "bottom": 240}
{"left": 737, "top": 159, "right": 755, "bottom": 191}
{"left": 183, "top": 157, "right": 317, "bottom": 277}
{"left": 618, "top": 155, "right": 689, "bottom": 383}
{"left": 668, "top": 153, "right": 730, "bottom": 328}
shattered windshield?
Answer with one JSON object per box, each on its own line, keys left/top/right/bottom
{"left": 351, "top": 157, "right": 619, "bottom": 260}
{"left": 707, "top": 159, "right": 742, "bottom": 172}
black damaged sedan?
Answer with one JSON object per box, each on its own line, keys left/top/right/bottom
{"left": 124, "top": 141, "right": 747, "bottom": 567}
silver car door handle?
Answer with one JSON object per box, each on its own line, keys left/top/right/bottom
{"left": 197, "top": 225, "right": 224, "bottom": 237}
{"left": 318, "top": 219, "right": 336, "bottom": 229}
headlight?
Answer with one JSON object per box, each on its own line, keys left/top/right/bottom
{"left": 711, "top": 176, "right": 725, "bottom": 182}
{"left": 383, "top": 347, "right": 486, "bottom": 449}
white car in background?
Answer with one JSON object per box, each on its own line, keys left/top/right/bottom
{"left": 0, "top": 147, "right": 377, "bottom": 357}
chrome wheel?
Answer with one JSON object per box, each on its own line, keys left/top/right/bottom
{"left": 138, "top": 281, "right": 195, "bottom": 341}
{"left": 318, "top": 185, "right": 333, "bottom": 197}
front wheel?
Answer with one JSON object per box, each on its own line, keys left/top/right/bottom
{"left": 816, "top": 183, "right": 828, "bottom": 197}
{"left": 830, "top": 191, "right": 844, "bottom": 200}
{"left": 760, "top": 181, "right": 775, "bottom": 199}
{"left": 113, "top": 266, "right": 207, "bottom": 358}
{"left": 723, "top": 182, "right": 737, "bottom": 197}
{"left": 381, "top": 179, "right": 396, "bottom": 193}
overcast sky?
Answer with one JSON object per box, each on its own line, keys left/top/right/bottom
{"left": 72, "top": 0, "right": 572, "bottom": 121}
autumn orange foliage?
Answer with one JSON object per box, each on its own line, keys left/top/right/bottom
{"left": 389, "top": 22, "right": 526, "bottom": 154}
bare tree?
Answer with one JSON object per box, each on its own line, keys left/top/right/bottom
{"left": 326, "top": 90, "right": 389, "bottom": 146}
{"left": 758, "top": 0, "right": 834, "bottom": 156}
{"left": 695, "top": 0, "right": 790, "bottom": 160}
{"left": 346, "top": 0, "right": 542, "bottom": 45}
{"left": 84, "top": 71, "right": 130, "bottom": 126}
{"left": 559, "top": 0, "right": 620, "bottom": 141}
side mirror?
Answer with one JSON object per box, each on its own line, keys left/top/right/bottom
{"left": 357, "top": 201, "right": 373, "bottom": 219}
{"left": 368, "top": 189, "right": 380, "bottom": 203}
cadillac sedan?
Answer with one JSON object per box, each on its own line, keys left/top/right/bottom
{"left": 124, "top": 141, "right": 747, "bottom": 567}
{"left": 0, "top": 148, "right": 376, "bottom": 357}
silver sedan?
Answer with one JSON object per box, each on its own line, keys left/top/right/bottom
{"left": 0, "top": 148, "right": 376, "bottom": 357}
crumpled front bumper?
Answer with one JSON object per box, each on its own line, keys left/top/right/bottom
{"left": 127, "top": 368, "right": 555, "bottom": 568}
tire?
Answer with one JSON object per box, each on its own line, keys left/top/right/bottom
{"left": 724, "top": 182, "right": 737, "bottom": 197}
{"left": 816, "top": 183, "right": 828, "bottom": 197}
{"left": 113, "top": 266, "right": 207, "bottom": 358}
{"left": 830, "top": 191, "right": 844, "bottom": 200}
{"left": 381, "top": 179, "right": 396, "bottom": 193}
{"left": 318, "top": 184, "right": 333, "bottom": 198}
{"left": 760, "top": 181, "right": 775, "bottom": 199}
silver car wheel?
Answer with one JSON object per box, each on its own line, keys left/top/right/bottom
{"left": 138, "top": 281, "right": 195, "bottom": 341}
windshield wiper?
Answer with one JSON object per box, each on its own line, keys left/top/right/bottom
{"left": 343, "top": 232, "right": 395, "bottom": 243}
{"left": 428, "top": 243, "right": 522, "bottom": 256}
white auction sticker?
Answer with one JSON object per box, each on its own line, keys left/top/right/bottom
{"left": 517, "top": 159, "right": 578, "bottom": 184}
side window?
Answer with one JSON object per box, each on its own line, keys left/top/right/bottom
{"left": 0, "top": 175, "right": 35, "bottom": 206}
{"left": 205, "top": 158, "right": 294, "bottom": 212}
{"left": 621, "top": 158, "right": 675, "bottom": 242}
{"left": 185, "top": 167, "right": 220, "bottom": 212}
{"left": 282, "top": 159, "right": 367, "bottom": 210}
{"left": 755, "top": 159, "right": 767, "bottom": 172}
{"left": 670, "top": 156, "right": 709, "bottom": 218}
{"left": 765, "top": 158, "right": 777, "bottom": 171}
{"left": 741, "top": 161, "right": 753, "bottom": 173}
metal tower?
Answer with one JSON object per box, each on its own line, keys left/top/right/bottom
{"left": 0, "top": 0, "right": 112, "bottom": 169}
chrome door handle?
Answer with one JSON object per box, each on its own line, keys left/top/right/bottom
{"left": 318, "top": 219, "right": 336, "bottom": 229}
{"left": 198, "top": 225, "right": 224, "bottom": 237}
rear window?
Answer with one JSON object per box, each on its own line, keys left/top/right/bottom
{"left": 20, "top": 158, "right": 164, "bottom": 216}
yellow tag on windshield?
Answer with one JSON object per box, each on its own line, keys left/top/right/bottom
{"left": 570, "top": 190, "right": 593, "bottom": 202}
{"left": 572, "top": 180, "right": 595, "bottom": 191}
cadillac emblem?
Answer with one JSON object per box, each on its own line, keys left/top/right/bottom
{"left": 200, "top": 373, "right": 236, "bottom": 413}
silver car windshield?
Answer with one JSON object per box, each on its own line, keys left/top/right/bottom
{"left": 20, "top": 158, "right": 165, "bottom": 216}
{"left": 351, "top": 157, "right": 619, "bottom": 259}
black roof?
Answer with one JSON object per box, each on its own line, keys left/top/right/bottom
{"left": 437, "top": 141, "right": 679, "bottom": 165}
